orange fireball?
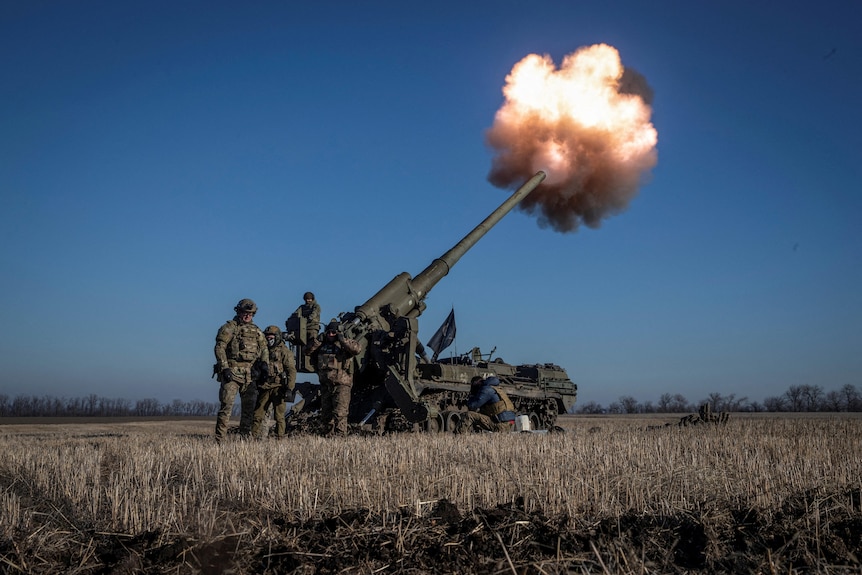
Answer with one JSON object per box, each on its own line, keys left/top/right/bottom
{"left": 487, "top": 44, "right": 658, "bottom": 232}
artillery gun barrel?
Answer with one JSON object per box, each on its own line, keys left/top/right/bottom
{"left": 410, "top": 170, "right": 546, "bottom": 298}
{"left": 353, "top": 171, "right": 546, "bottom": 322}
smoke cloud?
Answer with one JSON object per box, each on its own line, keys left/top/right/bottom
{"left": 486, "top": 44, "right": 658, "bottom": 232}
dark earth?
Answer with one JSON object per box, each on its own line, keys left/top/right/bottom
{"left": 3, "top": 490, "right": 862, "bottom": 574}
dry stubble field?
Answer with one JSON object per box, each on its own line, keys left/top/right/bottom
{"left": 1, "top": 413, "right": 861, "bottom": 574}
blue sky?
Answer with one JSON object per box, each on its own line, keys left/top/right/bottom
{"left": 1, "top": 1, "right": 860, "bottom": 408}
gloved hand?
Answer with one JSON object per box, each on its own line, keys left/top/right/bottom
{"left": 258, "top": 362, "right": 271, "bottom": 379}
{"left": 221, "top": 368, "right": 235, "bottom": 382}
{"left": 285, "top": 332, "right": 295, "bottom": 343}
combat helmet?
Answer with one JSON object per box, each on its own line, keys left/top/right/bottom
{"left": 324, "top": 319, "right": 340, "bottom": 334}
{"left": 234, "top": 298, "right": 257, "bottom": 315}
{"left": 263, "top": 325, "right": 282, "bottom": 338}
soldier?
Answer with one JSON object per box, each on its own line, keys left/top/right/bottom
{"left": 251, "top": 326, "right": 297, "bottom": 439}
{"left": 286, "top": 291, "right": 322, "bottom": 371}
{"left": 456, "top": 376, "right": 516, "bottom": 433}
{"left": 214, "top": 298, "right": 269, "bottom": 442}
{"left": 307, "top": 319, "right": 361, "bottom": 436}
{"left": 291, "top": 292, "right": 321, "bottom": 343}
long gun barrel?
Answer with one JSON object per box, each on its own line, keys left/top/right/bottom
{"left": 352, "top": 171, "right": 546, "bottom": 325}
{"left": 333, "top": 170, "right": 546, "bottom": 425}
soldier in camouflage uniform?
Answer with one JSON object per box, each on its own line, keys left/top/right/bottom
{"left": 287, "top": 291, "right": 321, "bottom": 372}
{"left": 214, "top": 298, "right": 269, "bottom": 442}
{"left": 294, "top": 292, "right": 321, "bottom": 342}
{"left": 456, "top": 376, "right": 516, "bottom": 433}
{"left": 251, "top": 326, "right": 297, "bottom": 439}
{"left": 307, "top": 319, "right": 361, "bottom": 436}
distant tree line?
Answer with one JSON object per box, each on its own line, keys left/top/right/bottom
{"left": 575, "top": 384, "right": 862, "bottom": 415}
{"left": 3, "top": 383, "right": 860, "bottom": 418}
{"left": 0, "top": 394, "right": 219, "bottom": 417}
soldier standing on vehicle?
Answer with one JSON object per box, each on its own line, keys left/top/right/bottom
{"left": 251, "top": 326, "right": 297, "bottom": 439}
{"left": 296, "top": 292, "right": 321, "bottom": 341}
{"left": 214, "top": 298, "right": 269, "bottom": 442}
{"left": 307, "top": 319, "right": 361, "bottom": 436}
{"left": 456, "top": 376, "right": 516, "bottom": 433}
{"left": 286, "top": 291, "right": 322, "bottom": 371}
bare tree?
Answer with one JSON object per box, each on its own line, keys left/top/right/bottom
{"left": 717, "top": 394, "right": 749, "bottom": 412}
{"left": 618, "top": 395, "right": 640, "bottom": 414}
{"left": 657, "top": 393, "right": 672, "bottom": 413}
{"left": 784, "top": 386, "right": 804, "bottom": 411}
{"left": 86, "top": 394, "right": 99, "bottom": 416}
{"left": 11, "top": 395, "right": 33, "bottom": 416}
{"left": 842, "top": 384, "right": 861, "bottom": 412}
{"left": 800, "top": 384, "right": 823, "bottom": 412}
{"left": 134, "top": 398, "right": 161, "bottom": 416}
{"left": 706, "top": 392, "right": 724, "bottom": 412}
{"left": 823, "top": 390, "right": 844, "bottom": 412}
{"left": 763, "top": 395, "right": 787, "bottom": 412}
{"left": 670, "top": 394, "right": 691, "bottom": 413}
{"left": 576, "top": 401, "right": 604, "bottom": 414}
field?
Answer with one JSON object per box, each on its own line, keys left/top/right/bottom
{"left": 1, "top": 414, "right": 861, "bottom": 574}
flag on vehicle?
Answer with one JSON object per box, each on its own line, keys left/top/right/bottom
{"left": 427, "top": 308, "right": 456, "bottom": 361}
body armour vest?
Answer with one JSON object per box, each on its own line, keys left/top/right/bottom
{"left": 316, "top": 342, "right": 354, "bottom": 375}
{"left": 228, "top": 322, "right": 265, "bottom": 363}
{"left": 479, "top": 387, "right": 515, "bottom": 419}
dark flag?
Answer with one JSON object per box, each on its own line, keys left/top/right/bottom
{"left": 427, "top": 308, "right": 456, "bottom": 361}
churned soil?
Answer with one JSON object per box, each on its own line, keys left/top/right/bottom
{"left": 4, "top": 492, "right": 862, "bottom": 574}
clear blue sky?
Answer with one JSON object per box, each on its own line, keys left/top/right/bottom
{"left": 1, "top": 1, "right": 860, "bottom": 408}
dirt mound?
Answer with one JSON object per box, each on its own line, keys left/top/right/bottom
{"left": 3, "top": 491, "right": 862, "bottom": 574}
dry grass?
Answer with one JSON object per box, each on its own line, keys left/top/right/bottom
{"left": 1, "top": 414, "right": 861, "bottom": 573}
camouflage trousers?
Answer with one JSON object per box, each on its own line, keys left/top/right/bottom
{"left": 456, "top": 411, "right": 514, "bottom": 434}
{"left": 252, "top": 386, "right": 288, "bottom": 439}
{"left": 215, "top": 379, "right": 257, "bottom": 442}
{"left": 319, "top": 376, "right": 352, "bottom": 436}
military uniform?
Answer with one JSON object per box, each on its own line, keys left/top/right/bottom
{"left": 252, "top": 327, "right": 297, "bottom": 439}
{"left": 214, "top": 299, "right": 269, "bottom": 442}
{"left": 294, "top": 297, "right": 321, "bottom": 343}
{"left": 456, "top": 377, "right": 516, "bottom": 433}
{"left": 288, "top": 292, "right": 322, "bottom": 372}
{"left": 308, "top": 321, "right": 361, "bottom": 436}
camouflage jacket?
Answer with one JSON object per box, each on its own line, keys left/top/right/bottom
{"left": 308, "top": 335, "right": 361, "bottom": 384}
{"left": 214, "top": 318, "right": 269, "bottom": 383}
{"left": 294, "top": 301, "right": 321, "bottom": 333}
{"left": 259, "top": 339, "right": 297, "bottom": 391}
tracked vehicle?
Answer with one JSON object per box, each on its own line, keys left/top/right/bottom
{"left": 287, "top": 171, "right": 578, "bottom": 431}
{"left": 384, "top": 347, "right": 577, "bottom": 432}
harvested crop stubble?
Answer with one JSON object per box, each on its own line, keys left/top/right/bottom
{"left": 1, "top": 414, "right": 861, "bottom": 573}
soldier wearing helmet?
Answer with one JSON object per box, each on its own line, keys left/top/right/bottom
{"left": 213, "top": 298, "right": 270, "bottom": 442}
{"left": 307, "top": 319, "right": 361, "bottom": 436}
{"left": 286, "top": 291, "right": 322, "bottom": 372}
{"left": 296, "top": 292, "right": 321, "bottom": 338}
{"left": 251, "top": 326, "right": 297, "bottom": 439}
{"left": 455, "top": 376, "right": 516, "bottom": 434}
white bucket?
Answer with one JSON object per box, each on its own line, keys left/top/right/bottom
{"left": 514, "top": 415, "right": 531, "bottom": 432}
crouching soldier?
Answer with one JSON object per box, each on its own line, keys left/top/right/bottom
{"left": 456, "top": 376, "right": 516, "bottom": 433}
{"left": 214, "top": 299, "right": 269, "bottom": 442}
{"left": 251, "top": 326, "right": 297, "bottom": 439}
